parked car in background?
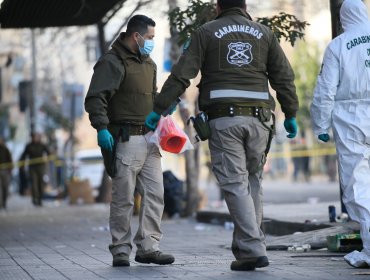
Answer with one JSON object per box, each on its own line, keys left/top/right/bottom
{"left": 75, "top": 149, "right": 104, "bottom": 193}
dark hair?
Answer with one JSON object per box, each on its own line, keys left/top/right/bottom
{"left": 126, "top": 15, "right": 156, "bottom": 36}
{"left": 217, "top": 0, "right": 245, "bottom": 10}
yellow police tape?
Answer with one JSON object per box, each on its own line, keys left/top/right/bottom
{"left": 0, "top": 147, "right": 337, "bottom": 170}
{"left": 268, "top": 147, "right": 337, "bottom": 159}
{"left": 0, "top": 155, "right": 64, "bottom": 170}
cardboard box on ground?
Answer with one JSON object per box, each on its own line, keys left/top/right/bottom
{"left": 67, "top": 179, "right": 95, "bottom": 204}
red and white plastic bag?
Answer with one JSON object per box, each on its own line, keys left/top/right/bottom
{"left": 148, "top": 116, "right": 193, "bottom": 154}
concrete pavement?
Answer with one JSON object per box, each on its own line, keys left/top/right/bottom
{"left": 0, "top": 193, "right": 369, "bottom": 280}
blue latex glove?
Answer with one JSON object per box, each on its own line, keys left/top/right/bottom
{"left": 98, "top": 129, "right": 114, "bottom": 151}
{"left": 284, "top": 117, "right": 298, "bottom": 139}
{"left": 145, "top": 111, "right": 161, "bottom": 131}
{"left": 318, "top": 133, "right": 330, "bottom": 142}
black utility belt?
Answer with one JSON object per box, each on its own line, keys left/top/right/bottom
{"left": 109, "top": 123, "right": 149, "bottom": 141}
{"left": 125, "top": 125, "right": 149, "bottom": 136}
{"left": 207, "top": 106, "right": 270, "bottom": 121}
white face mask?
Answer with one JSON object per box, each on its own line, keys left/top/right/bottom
{"left": 137, "top": 34, "right": 154, "bottom": 55}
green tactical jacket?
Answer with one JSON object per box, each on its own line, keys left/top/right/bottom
{"left": 154, "top": 8, "right": 298, "bottom": 118}
{"left": 20, "top": 142, "right": 50, "bottom": 168}
{"left": 0, "top": 144, "right": 13, "bottom": 172}
{"left": 85, "top": 33, "right": 157, "bottom": 131}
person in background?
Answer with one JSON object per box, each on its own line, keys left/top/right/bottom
{"left": 20, "top": 133, "right": 50, "bottom": 207}
{"left": 311, "top": 0, "right": 370, "bottom": 268}
{"left": 291, "top": 134, "right": 310, "bottom": 182}
{"left": 0, "top": 137, "right": 13, "bottom": 209}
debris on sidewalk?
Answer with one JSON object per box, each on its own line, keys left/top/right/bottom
{"left": 288, "top": 244, "right": 311, "bottom": 253}
{"left": 352, "top": 272, "right": 370, "bottom": 275}
{"left": 195, "top": 223, "right": 206, "bottom": 231}
{"left": 335, "top": 213, "right": 349, "bottom": 223}
{"left": 224, "top": 222, "right": 234, "bottom": 230}
{"left": 327, "top": 233, "right": 363, "bottom": 252}
{"left": 267, "top": 224, "right": 360, "bottom": 251}
{"left": 92, "top": 225, "right": 110, "bottom": 231}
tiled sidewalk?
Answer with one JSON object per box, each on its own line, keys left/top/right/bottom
{"left": 0, "top": 196, "right": 367, "bottom": 280}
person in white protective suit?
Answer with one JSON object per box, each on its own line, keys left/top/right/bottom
{"left": 311, "top": 0, "right": 370, "bottom": 268}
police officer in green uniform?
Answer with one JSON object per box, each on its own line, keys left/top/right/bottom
{"left": 0, "top": 138, "right": 13, "bottom": 210}
{"left": 145, "top": 0, "right": 298, "bottom": 271}
{"left": 20, "top": 133, "right": 50, "bottom": 207}
{"left": 84, "top": 15, "right": 174, "bottom": 267}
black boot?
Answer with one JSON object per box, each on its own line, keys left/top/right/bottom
{"left": 112, "top": 253, "right": 130, "bottom": 267}
{"left": 135, "top": 251, "right": 175, "bottom": 265}
{"left": 230, "top": 256, "right": 269, "bottom": 271}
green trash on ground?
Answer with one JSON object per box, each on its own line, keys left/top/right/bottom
{"left": 327, "top": 233, "right": 363, "bottom": 252}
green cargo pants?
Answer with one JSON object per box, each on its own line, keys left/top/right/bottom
{"left": 29, "top": 165, "right": 45, "bottom": 206}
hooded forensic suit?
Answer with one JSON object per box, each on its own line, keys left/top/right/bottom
{"left": 311, "top": 0, "right": 370, "bottom": 268}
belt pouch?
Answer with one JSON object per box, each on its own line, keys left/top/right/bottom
{"left": 188, "top": 112, "right": 211, "bottom": 141}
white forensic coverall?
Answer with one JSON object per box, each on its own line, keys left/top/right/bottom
{"left": 311, "top": 0, "right": 370, "bottom": 268}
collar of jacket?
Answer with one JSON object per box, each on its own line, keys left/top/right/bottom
{"left": 111, "top": 32, "right": 150, "bottom": 62}
{"left": 216, "top": 7, "right": 252, "bottom": 21}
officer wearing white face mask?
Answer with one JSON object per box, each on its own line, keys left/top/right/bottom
{"left": 311, "top": 0, "right": 370, "bottom": 268}
{"left": 85, "top": 14, "right": 175, "bottom": 267}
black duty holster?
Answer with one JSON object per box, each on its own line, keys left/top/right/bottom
{"left": 187, "top": 112, "right": 212, "bottom": 142}
{"left": 102, "top": 126, "right": 130, "bottom": 178}
{"left": 261, "top": 111, "right": 276, "bottom": 155}
{"left": 255, "top": 109, "right": 275, "bottom": 173}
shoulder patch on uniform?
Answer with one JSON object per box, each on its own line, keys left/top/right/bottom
{"left": 183, "top": 37, "right": 191, "bottom": 52}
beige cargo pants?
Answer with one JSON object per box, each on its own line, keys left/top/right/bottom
{"left": 209, "top": 116, "right": 270, "bottom": 259}
{"left": 108, "top": 135, "right": 164, "bottom": 257}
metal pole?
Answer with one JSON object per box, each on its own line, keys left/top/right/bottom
{"left": 69, "top": 90, "right": 76, "bottom": 178}
{"left": 329, "top": 0, "right": 347, "bottom": 214}
{"left": 30, "top": 29, "right": 37, "bottom": 135}
{"left": 97, "top": 21, "right": 108, "bottom": 55}
{"left": 330, "top": 0, "right": 344, "bottom": 38}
